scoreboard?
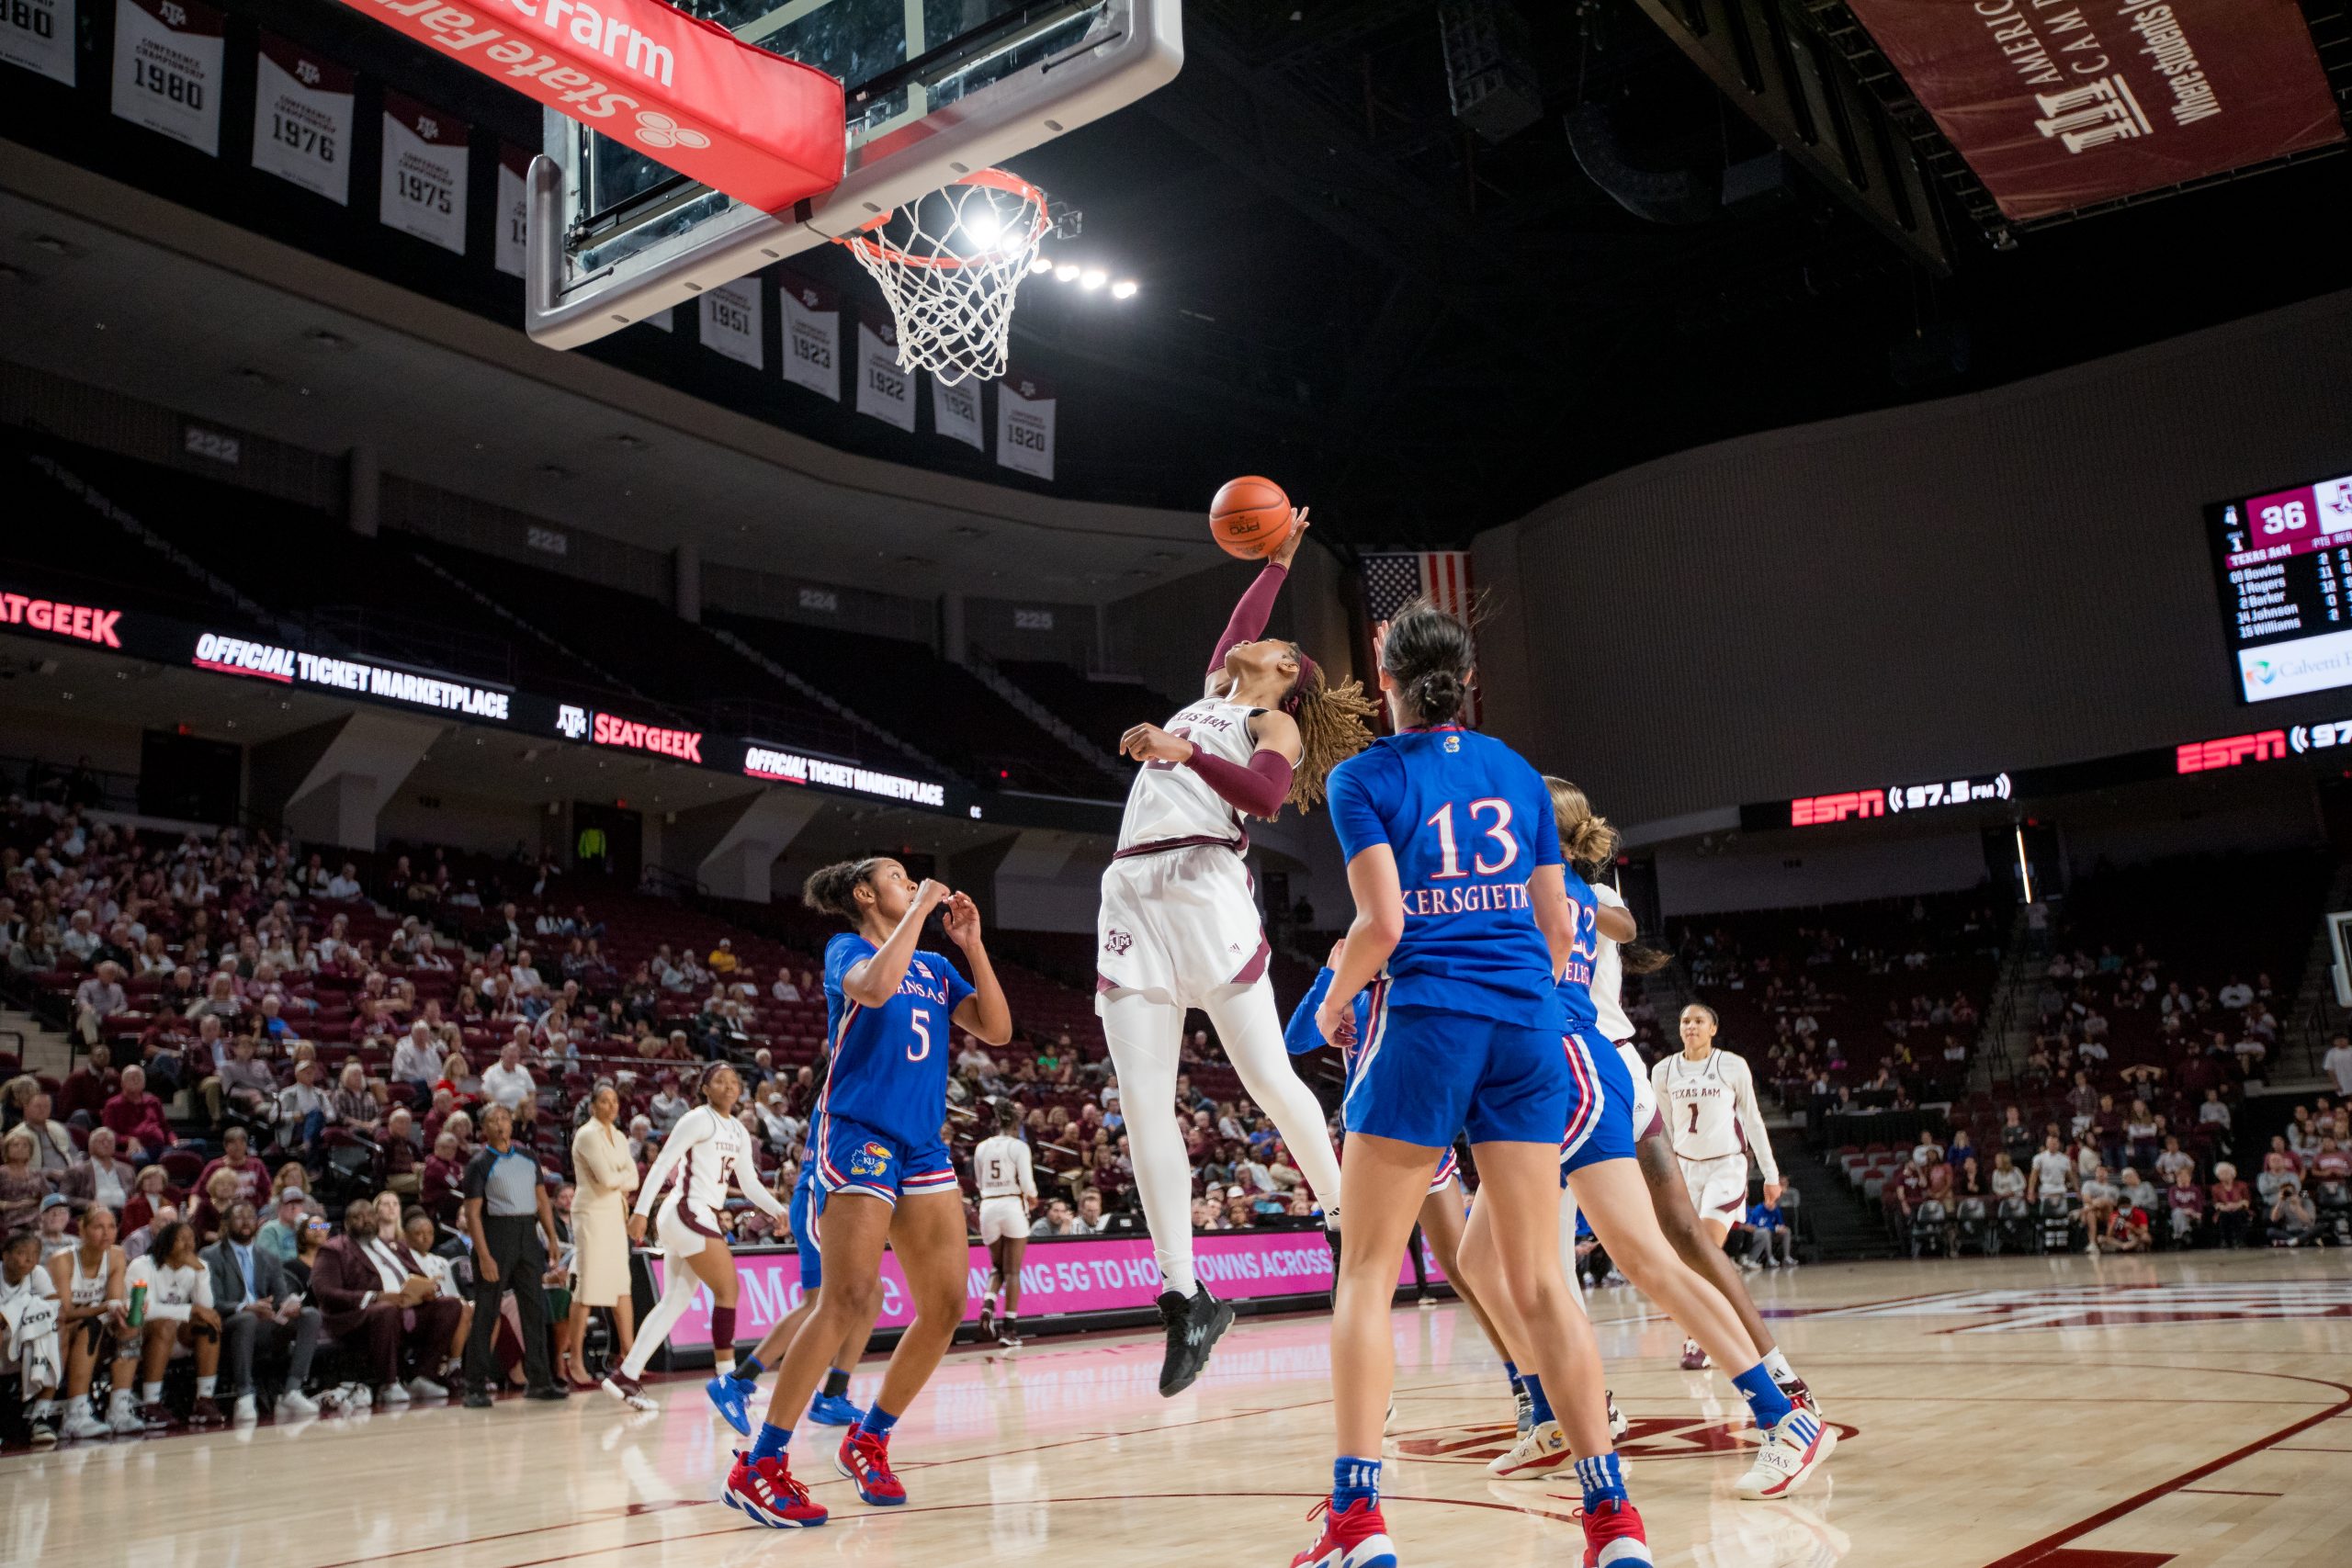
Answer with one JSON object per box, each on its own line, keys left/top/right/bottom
{"left": 2208, "top": 469, "right": 2352, "bottom": 703}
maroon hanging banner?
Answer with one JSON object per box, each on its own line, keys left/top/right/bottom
{"left": 1844, "top": 0, "right": 2344, "bottom": 222}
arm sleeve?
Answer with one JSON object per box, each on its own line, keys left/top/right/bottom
{"left": 192, "top": 1266, "right": 214, "bottom": 1312}
{"left": 634, "top": 1110, "right": 702, "bottom": 1218}
{"left": 1205, "top": 561, "right": 1289, "bottom": 676}
{"left": 1182, "top": 747, "right": 1293, "bottom": 820}
{"left": 1016, "top": 1141, "right": 1035, "bottom": 1201}
{"left": 736, "top": 1134, "right": 787, "bottom": 1217}
{"left": 1283, "top": 969, "right": 1337, "bottom": 1055}
{"left": 1731, "top": 1059, "right": 1779, "bottom": 1183}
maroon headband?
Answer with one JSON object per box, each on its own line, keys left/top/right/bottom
{"left": 1282, "top": 649, "right": 1320, "bottom": 715}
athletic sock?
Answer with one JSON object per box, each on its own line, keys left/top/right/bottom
{"left": 1332, "top": 1455, "right": 1381, "bottom": 1512}
{"left": 823, "top": 1368, "right": 852, "bottom": 1399}
{"left": 751, "top": 1421, "right": 791, "bottom": 1462}
{"left": 1521, "top": 1373, "right": 1555, "bottom": 1426}
{"left": 860, "top": 1404, "right": 900, "bottom": 1440}
{"left": 732, "top": 1354, "right": 765, "bottom": 1385}
{"left": 197, "top": 1375, "right": 217, "bottom": 1397}
{"left": 1731, "top": 1362, "right": 1794, "bottom": 1428}
{"left": 1574, "top": 1452, "right": 1628, "bottom": 1508}
{"left": 1503, "top": 1359, "right": 1522, "bottom": 1396}
{"left": 1762, "top": 1348, "right": 1795, "bottom": 1382}
{"left": 1002, "top": 1315, "right": 1018, "bottom": 1335}
{"left": 142, "top": 1382, "right": 163, "bottom": 1403}
{"left": 1162, "top": 1259, "right": 1199, "bottom": 1298}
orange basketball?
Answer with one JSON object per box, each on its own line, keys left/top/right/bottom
{"left": 1209, "top": 476, "right": 1295, "bottom": 560}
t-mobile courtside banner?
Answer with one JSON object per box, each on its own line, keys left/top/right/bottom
{"left": 1, "top": 0, "right": 76, "bottom": 85}
{"left": 493, "top": 142, "right": 533, "bottom": 276}
{"left": 112, "top": 0, "right": 225, "bottom": 154}
{"left": 379, "top": 89, "right": 469, "bottom": 254}
{"left": 331, "top": 0, "right": 842, "bottom": 213}
{"left": 641, "top": 1230, "right": 1450, "bottom": 1360}
{"left": 777, "top": 274, "right": 839, "bottom": 400}
{"left": 251, "top": 32, "right": 355, "bottom": 204}
{"left": 855, "top": 316, "right": 916, "bottom": 432}
{"left": 1843, "top": 0, "right": 2344, "bottom": 222}
{"left": 996, "top": 370, "right": 1056, "bottom": 480}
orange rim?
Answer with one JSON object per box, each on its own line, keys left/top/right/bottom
{"left": 834, "top": 167, "right": 1050, "bottom": 272}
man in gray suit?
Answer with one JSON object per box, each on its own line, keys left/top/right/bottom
{"left": 198, "top": 1201, "right": 322, "bottom": 1422}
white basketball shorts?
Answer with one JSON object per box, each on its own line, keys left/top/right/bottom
{"left": 978, "top": 1195, "right": 1030, "bottom": 1246}
{"left": 1679, "top": 1153, "right": 1749, "bottom": 1224}
{"left": 1094, "top": 842, "right": 1270, "bottom": 1010}
{"left": 1616, "top": 1040, "right": 1660, "bottom": 1142}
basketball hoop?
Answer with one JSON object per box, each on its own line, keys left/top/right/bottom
{"left": 834, "top": 168, "right": 1050, "bottom": 386}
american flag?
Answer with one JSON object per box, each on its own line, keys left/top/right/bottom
{"left": 1360, "top": 550, "right": 1477, "bottom": 723}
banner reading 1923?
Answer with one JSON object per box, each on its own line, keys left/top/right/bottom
{"left": 112, "top": 0, "right": 224, "bottom": 153}
{"left": 252, "top": 32, "right": 355, "bottom": 204}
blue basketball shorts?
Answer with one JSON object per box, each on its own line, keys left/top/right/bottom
{"left": 1343, "top": 997, "right": 1569, "bottom": 1148}
{"left": 812, "top": 1108, "right": 957, "bottom": 1208}
{"left": 1559, "top": 1026, "right": 1638, "bottom": 1177}
{"left": 788, "top": 1179, "right": 825, "bottom": 1292}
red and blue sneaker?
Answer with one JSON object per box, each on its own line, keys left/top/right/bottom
{"left": 722, "top": 1450, "right": 828, "bottom": 1529}
{"left": 835, "top": 1426, "right": 909, "bottom": 1506}
{"left": 808, "top": 1391, "right": 863, "bottom": 1427}
{"left": 1289, "top": 1498, "right": 1396, "bottom": 1568}
{"left": 1580, "top": 1498, "right": 1651, "bottom": 1567}
{"left": 705, "top": 1372, "right": 753, "bottom": 1436}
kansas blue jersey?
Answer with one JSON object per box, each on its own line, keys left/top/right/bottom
{"left": 1283, "top": 966, "right": 1370, "bottom": 1058}
{"left": 1326, "top": 727, "right": 1565, "bottom": 1028}
{"left": 1555, "top": 861, "right": 1603, "bottom": 1036}
{"left": 820, "top": 931, "right": 974, "bottom": 1148}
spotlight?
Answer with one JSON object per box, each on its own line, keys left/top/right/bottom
{"left": 1080, "top": 268, "right": 1107, "bottom": 290}
{"left": 1111, "top": 279, "right": 1138, "bottom": 299}
{"left": 1054, "top": 264, "right": 1080, "bottom": 282}
{"left": 1028, "top": 256, "right": 1054, "bottom": 275}
{"left": 964, "top": 209, "right": 1003, "bottom": 248}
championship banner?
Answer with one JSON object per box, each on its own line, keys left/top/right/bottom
{"left": 648, "top": 1229, "right": 1449, "bottom": 1349}
{"left": 855, "top": 315, "right": 916, "bottom": 432}
{"left": 777, "top": 274, "right": 839, "bottom": 400}
{"left": 698, "top": 278, "right": 763, "bottom": 368}
{"left": 995, "top": 370, "right": 1055, "bottom": 479}
{"left": 112, "top": 0, "right": 224, "bottom": 154}
{"left": 1843, "top": 0, "right": 2344, "bottom": 222}
{"left": 331, "top": 0, "right": 843, "bottom": 214}
{"left": 933, "top": 374, "right": 984, "bottom": 451}
{"left": 379, "top": 89, "right": 469, "bottom": 254}
{"left": 1, "top": 0, "right": 76, "bottom": 85}
{"left": 251, "top": 33, "right": 354, "bottom": 205}
{"left": 493, "top": 142, "right": 533, "bottom": 276}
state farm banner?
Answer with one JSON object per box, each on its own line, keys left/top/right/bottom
{"left": 933, "top": 375, "right": 984, "bottom": 451}
{"left": 699, "top": 278, "right": 763, "bottom": 367}
{"left": 252, "top": 33, "right": 355, "bottom": 205}
{"left": 112, "top": 0, "right": 224, "bottom": 154}
{"left": 494, "top": 142, "right": 532, "bottom": 276}
{"left": 777, "top": 274, "right": 840, "bottom": 400}
{"left": 996, "top": 370, "right": 1056, "bottom": 480}
{"left": 647, "top": 1230, "right": 1448, "bottom": 1352}
{"left": 855, "top": 316, "right": 916, "bottom": 432}
{"left": 379, "top": 90, "right": 469, "bottom": 254}
{"left": 2, "top": 0, "right": 76, "bottom": 85}
{"left": 1845, "top": 0, "right": 2344, "bottom": 223}
{"left": 332, "top": 0, "right": 843, "bottom": 214}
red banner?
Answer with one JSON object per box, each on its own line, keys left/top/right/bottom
{"left": 1845, "top": 0, "right": 2343, "bottom": 222}
{"left": 334, "top": 0, "right": 844, "bottom": 213}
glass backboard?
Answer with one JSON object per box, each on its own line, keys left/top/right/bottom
{"left": 526, "top": 0, "right": 1180, "bottom": 349}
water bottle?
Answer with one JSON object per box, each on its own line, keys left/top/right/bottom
{"left": 128, "top": 1280, "right": 148, "bottom": 1329}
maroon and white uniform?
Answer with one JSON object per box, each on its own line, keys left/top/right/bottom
{"left": 1651, "top": 1048, "right": 1776, "bottom": 1222}
{"left": 634, "top": 1105, "right": 782, "bottom": 1258}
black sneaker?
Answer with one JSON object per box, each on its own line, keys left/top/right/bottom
{"left": 463, "top": 1388, "right": 494, "bottom": 1410}
{"left": 1156, "top": 1287, "right": 1235, "bottom": 1398}
{"left": 525, "top": 1384, "right": 570, "bottom": 1402}
{"left": 978, "top": 1297, "right": 996, "bottom": 1342}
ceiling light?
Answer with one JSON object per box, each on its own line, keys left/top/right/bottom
{"left": 1028, "top": 256, "right": 1053, "bottom": 276}
{"left": 1111, "top": 279, "right": 1138, "bottom": 299}
{"left": 306, "top": 328, "right": 351, "bottom": 350}
{"left": 1054, "top": 264, "right": 1080, "bottom": 283}
{"left": 1080, "top": 268, "right": 1107, "bottom": 290}
{"left": 964, "top": 209, "right": 1003, "bottom": 248}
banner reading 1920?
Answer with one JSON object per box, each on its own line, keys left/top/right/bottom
{"left": 1844, "top": 0, "right": 2344, "bottom": 223}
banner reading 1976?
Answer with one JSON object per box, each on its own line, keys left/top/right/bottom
{"left": 252, "top": 32, "right": 355, "bottom": 204}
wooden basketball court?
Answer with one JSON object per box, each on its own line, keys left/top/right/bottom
{"left": 8, "top": 1247, "right": 2349, "bottom": 1567}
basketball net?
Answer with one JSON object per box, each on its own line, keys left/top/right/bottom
{"left": 836, "top": 168, "right": 1049, "bottom": 386}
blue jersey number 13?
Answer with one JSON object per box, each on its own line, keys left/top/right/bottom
{"left": 1425, "top": 798, "right": 1520, "bottom": 880}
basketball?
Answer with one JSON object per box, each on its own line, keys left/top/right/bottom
{"left": 1209, "top": 476, "right": 1295, "bottom": 559}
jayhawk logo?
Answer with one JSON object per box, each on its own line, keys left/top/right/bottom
{"left": 850, "top": 1141, "right": 894, "bottom": 1179}
{"left": 1104, "top": 929, "right": 1134, "bottom": 956}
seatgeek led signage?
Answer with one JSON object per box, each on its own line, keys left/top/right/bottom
{"left": 193, "top": 632, "right": 514, "bottom": 720}
{"left": 743, "top": 745, "right": 947, "bottom": 808}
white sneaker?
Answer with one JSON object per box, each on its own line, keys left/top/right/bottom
{"left": 1736, "top": 1407, "right": 1836, "bottom": 1500}
{"left": 62, "top": 1404, "right": 113, "bottom": 1441}
{"left": 404, "top": 1376, "right": 448, "bottom": 1401}
{"left": 277, "top": 1389, "right": 320, "bottom": 1419}
{"left": 378, "top": 1382, "right": 412, "bottom": 1405}
{"left": 234, "top": 1393, "right": 259, "bottom": 1424}
{"left": 1487, "top": 1416, "right": 1571, "bottom": 1479}
{"left": 107, "top": 1393, "right": 143, "bottom": 1435}
{"left": 339, "top": 1381, "right": 373, "bottom": 1409}
{"left": 1607, "top": 1391, "right": 1629, "bottom": 1440}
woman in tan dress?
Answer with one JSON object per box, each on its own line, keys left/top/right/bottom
{"left": 562, "top": 1085, "right": 639, "bottom": 1387}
